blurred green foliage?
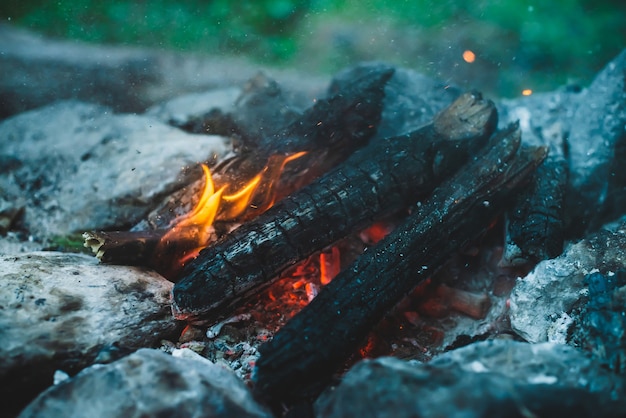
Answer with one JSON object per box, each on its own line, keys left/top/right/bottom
{"left": 1, "top": 0, "right": 624, "bottom": 95}
{"left": 45, "top": 234, "right": 91, "bottom": 254}
{"left": 1, "top": 0, "right": 310, "bottom": 59}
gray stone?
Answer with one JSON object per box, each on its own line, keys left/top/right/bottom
{"left": 428, "top": 340, "right": 624, "bottom": 397}
{"left": 146, "top": 87, "right": 242, "bottom": 126}
{"left": 316, "top": 340, "right": 626, "bottom": 418}
{"left": 19, "top": 348, "right": 272, "bottom": 418}
{"left": 510, "top": 224, "right": 626, "bottom": 343}
{"left": 497, "top": 87, "right": 574, "bottom": 157}
{"left": 0, "top": 252, "right": 180, "bottom": 416}
{"left": 0, "top": 24, "right": 327, "bottom": 119}
{"left": 0, "top": 100, "right": 229, "bottom": 240}
{"left": 566, "top": 49, "right": 626, "bottom": 232}
{"left": 0, "top": 24, "right": 160, "bottom": 117}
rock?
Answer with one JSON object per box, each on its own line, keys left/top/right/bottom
{"left": 0, "top": 100, "right": 229, "bottom": 240}
{"left": 565, "top": 49, "right": 626, "bottom": 233}
{"left": 147, "top": 72, "right": 325, "bottom": 144}
{"left": 19, "top": 348, "right": 272, "bottom": 418}
{"left": 570, "top": 269, "right": 626, "bottom": 374}
{"left": 509, "top": 223, "right": 626, "bottom": 343}
{"left": 316, "top": 340, "right": 626, "bottom": 418}
{"left": 497, "top": 87, "right": 575, "bottom": 156}
{"left": 146, "top": 87, "right": 242, "bottom": 127}
{"left": 0, "top": 24, "right": 327, "bottom": 119}
{"left": 0, "top": 252, "right": 180, "bottom": 416}
{"left": 328, "top": 62, "right": 461, "bottom": 139}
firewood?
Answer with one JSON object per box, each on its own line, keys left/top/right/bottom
{"left": 83, "top": 230, "right": 164, "bottom": 265}
{"left": 172, "top": 92, "right": 498, "bottom": 322}
{"left": 501, "top": 155, "right": 568, "bottom": 266}
{"left": 84, "top": 67, "right": 395, "bottom": 268}
{"left": 252, "top": 124, "right": 547, "bottom": 401}
{"left": 185, "top": 66, "right": 398, "bottom": 211}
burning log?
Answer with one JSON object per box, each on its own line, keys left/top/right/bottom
{"left": 182, "top": 66, "right": 398, "bottom": 214}
{"left": 84, "top": 67, "right": 394, "bottom": 274}
{"left": 253, "top": 124, "right": 547, "bottom": 401}
{"left": 172, "top": 92, "right": 498, "bottom": 322}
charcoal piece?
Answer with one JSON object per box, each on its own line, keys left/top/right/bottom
{"left": 174, "top": 107, "right": 243, "bottom": 138}
{"left": 501, "top": 155, "right": 568, "bottom": 265}
{"left": 172, "top": 92, "right": 498, "bottom": 322}
{"left": 253, "top": 126, "right": 546, "bottom": 401}
{"left": 83, "top": 230, "right": 165, "bottom": 266}
{"left": 231, "top": 72, "right": 308, "bottom": 142}
{"left": 496, "top": 78, "right": 571, "bottom": 266}
{"left": 570, "top": 270, "right": 626, "bottom": 373}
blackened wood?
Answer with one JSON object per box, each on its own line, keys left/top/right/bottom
{"left": 253, "top": 125, "right": 547, "bottom": 401}
{"left": 83, "top": 230, "right": 164, "bottom": 265}
{"left": 86, "top": 68, "right": 395, "bottom": 262}
{"left": 82, "top": 229, "right": 212, "bottom": 278}
{"left": 208, "top": 66, "right": 397, "bottom": 196}
{"left": 172, "top": 92, "right": 497, "bottom": 322}
{"left": 501, "top": 155, "right": 568, "bottom": 265}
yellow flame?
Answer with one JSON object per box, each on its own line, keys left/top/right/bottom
{"left": 159, "top": 164, "right": 224, "bottom": 256}
{"left": 157, "top": 151, "right": 308, "bottom": 274}
{"left": 221, "top": 173, "right": 263, "bottom": 219}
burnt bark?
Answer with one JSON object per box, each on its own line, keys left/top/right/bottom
{"left": 82, "top": 229, "right": 208, "bottom": 277}
{"left": 501, "top": 155, "right": 568, "bottom": 266}
{"left": 202, "top": 66, "right": 397, "bottom": 198}
{"left": 172, "top": 92, "right": 498, "bottom": 322}
{"left": 83, "top": 230, "right": 164, "bottom": 265}
{"left": 253, "top": 125, "right": 547, "bottom": 401}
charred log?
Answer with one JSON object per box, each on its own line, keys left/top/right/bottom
{"left": 83, "top": 230, "right": 164, "bottom": 265}
{"left": 500, "top": 155, "right": 568, "bottom": 266}
{"left": 85, "top": 67, "right": 395, "bottom": 264}
{"left": 82, "top": 229, "right": 208, "bottom": 277}
{"left": 200, "top": 66, "right": 397, "bottom": 198}
{"left": 253, "top": 125, "right": 547, "bottom": 401}
{"left": 172, "top": 92, "right": 497, "bottom": 322}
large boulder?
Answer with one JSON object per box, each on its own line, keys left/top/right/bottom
{"left": 19, "top": 348, "right": 272, "bottom": 418}
{"left": 0, "top": 100, "right": 228, "bottom": 241}
{"left": 316, "top": 340, "right": 626, "bottom": 418}
{"left": 0, "top": 252, "right": 180, "bottom": 416}
{"left": 509, "top": 222, "right": 626, "bottom": 343}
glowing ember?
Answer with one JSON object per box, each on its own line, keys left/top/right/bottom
{"left": 319, "top": 246, "right": 341, "bottom": 285}
{"left": 360, "top": 222, "right": 394, "bottom": 244}
{"left": 462, "top": 50, "right": 476, "bottom": 63}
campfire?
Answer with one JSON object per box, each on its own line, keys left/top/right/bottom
{"left": 1, "top": 26, "right": 625, "bottom": 418}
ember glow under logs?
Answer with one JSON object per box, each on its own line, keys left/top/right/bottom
{"left": 171, "top": 91, "right": 497, "bottom": 323}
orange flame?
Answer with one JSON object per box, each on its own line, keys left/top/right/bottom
{"left": 156, "top": 152, "right": 306, "bottom": 275}
{"left": 221, "top": 173, "right": 262, "bottom": 219}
